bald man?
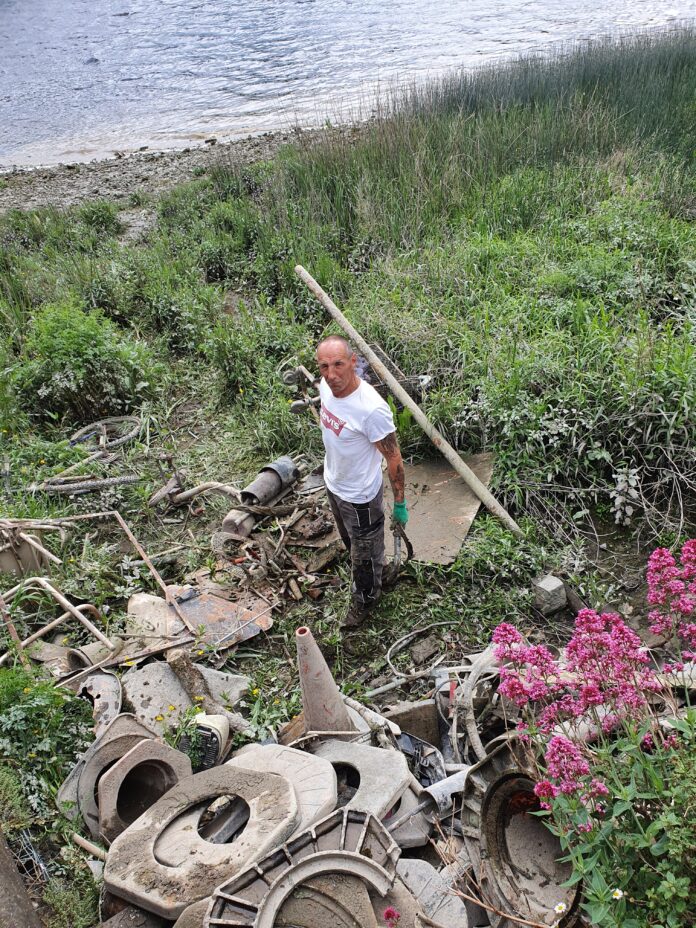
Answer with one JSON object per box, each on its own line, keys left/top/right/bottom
{"left": 316, "top": 335, "right": 408, "bottom": 628}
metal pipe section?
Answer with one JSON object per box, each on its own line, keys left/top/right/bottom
{"left": 295, "top": 265, "right": 523, "bottom": 537}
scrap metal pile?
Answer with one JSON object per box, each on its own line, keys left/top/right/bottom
{"left": 35, "top": 624, "right": 584, "bottom": 928}
{"left": 1, "top": 563, "right": 586, "bottom": 928}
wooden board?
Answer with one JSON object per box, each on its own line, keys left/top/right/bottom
{"left": 383, "top": 454, "right": 495, "bottom": 565}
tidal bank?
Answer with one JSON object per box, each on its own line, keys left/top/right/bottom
{"left": 0, "top": 124, "right": 365, "bottom": 214}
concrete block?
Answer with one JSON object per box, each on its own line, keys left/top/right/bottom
{"left": 104, "top": 765, "right": 298, "bottom": 918}
{"left": 533, "top": 574, "right": 566, "bottom": 615}
{"left": 383, "top": 699, "right": 440, "bottom": 745}
{"left": 121, "top": 662, "right": 247, "bottom": 735}
{"left": 98, "top": 739, "right": 192, "bottom": 842}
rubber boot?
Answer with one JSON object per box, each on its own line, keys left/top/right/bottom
{"left": 296, "top": 626, "right": 356, "bottom": 733}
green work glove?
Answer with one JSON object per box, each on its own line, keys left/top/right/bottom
{"left": 392, "top": 501, "right": 408, "bottom": 525}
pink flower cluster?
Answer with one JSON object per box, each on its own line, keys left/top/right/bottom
{"left": 383, "top": 907, "right": 401, "bottom": 928}
{"left": 493, "top": 544, "right": 694, "bottom": 828}
{"left": 493, "top": 610, "right": 658, "bottom": 736}
{"left": 647, "top": 540, "right": 696, "bottom": 651}
{"left": 493, "top": 623, "right": 563, "bottom": 708}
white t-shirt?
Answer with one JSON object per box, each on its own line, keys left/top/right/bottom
{"left": 319, "top": 377, "right": 395, "bottom": 503}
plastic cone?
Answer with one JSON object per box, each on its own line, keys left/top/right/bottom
{"left": 296, "top": 626, "right": 355, "bottom": 732}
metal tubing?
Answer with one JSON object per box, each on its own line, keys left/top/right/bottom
{"left": 295, "top": 264, "right": 523, "bottom": 537}
{"left": 20, "top": 604, "right": 102, "bottom": 650}
{"left": 0, "top": 592, "right": 31, "bottom": 669}
{"left": 1, "top": 578, "right": 113, "bottom": 650}
{"left": 27, "top": 578, "right": 113, "bottom": 648}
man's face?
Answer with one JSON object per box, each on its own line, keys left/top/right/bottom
{"left": 317, "top": 342, "right": 358, "bottom": 398}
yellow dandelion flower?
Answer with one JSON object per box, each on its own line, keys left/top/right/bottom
{"left": 154, "top": 714, "right": 164, "bottom": 721}
{"left": 23, "top": 687, "right": 31, "bottom": 693}
{"left": 194, "top": 695, "right": 204, "bottom": 701}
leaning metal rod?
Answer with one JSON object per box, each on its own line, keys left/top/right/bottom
{"left": 295, "top": 265, "right": 523, "bottom": 537}
{"left": 32, "top": 510, "right": 195, "bottom": 634}
{"left": 0, "top": 592, "right": 31, "bottom": 668}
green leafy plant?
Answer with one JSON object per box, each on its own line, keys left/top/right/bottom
{"left": 12, "top": 300, "right": 160, "bottom": 424}
{"left": 163, "top": 704, "right": 205, "bottom": 769}
{"left": 0, "top": 669, "right": 93, "bottom": 816}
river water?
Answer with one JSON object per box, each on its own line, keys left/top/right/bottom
{"left": 0, "top": 0, "right": 693, "bottom": 167}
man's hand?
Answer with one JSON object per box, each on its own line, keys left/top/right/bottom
{"left": 392, "top": 500, "right": 408, "bottom": 525}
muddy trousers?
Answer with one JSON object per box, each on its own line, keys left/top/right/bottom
{"left": 326, "top": 484, "right": 385, "bottom": 610}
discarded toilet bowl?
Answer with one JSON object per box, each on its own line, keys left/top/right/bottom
{"left": 296, "top": 626, "right": 356, "bottom": 733}
{"left": 310, "top": 739, "right": 411, "bottom": 818}
{"left": 461, "top": 737, "right": 581, "bottom": 927}
{"left": 227, "top": 744, "right": 337, "bottom": 835}
{"left": 56, "top": 714, "right": 153, "bottom": 830}
{"left": 104, "top": 765, "right": 299, "bottom": 918}
{"left": 205, "top": 807, "right": 400, "bottom": 927}
{"left": 98, "top": 739, "right": 192, "bottom": 843}
{"left": 396, "top": 858, "right": 469, "bottom": 928}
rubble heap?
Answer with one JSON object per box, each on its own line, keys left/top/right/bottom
{"left": 43, "top": 623, "right": 585, "bottom": 928}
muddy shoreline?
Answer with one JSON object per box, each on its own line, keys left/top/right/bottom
{"left": 0, "top": 124, "right": 363, "bottom": 214}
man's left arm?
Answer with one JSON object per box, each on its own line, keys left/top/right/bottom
{"left": 374, "top": 432, "right": 408, "bottom": 523}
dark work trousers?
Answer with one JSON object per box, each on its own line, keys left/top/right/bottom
{"left": 326, "top": 484, "right": 385, "bottom": 610}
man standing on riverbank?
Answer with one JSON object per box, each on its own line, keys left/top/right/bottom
{"left": 317, "top": 335, "right": 408, "bottom": 629}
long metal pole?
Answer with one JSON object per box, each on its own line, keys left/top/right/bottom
{"left": 295, "top": 265, "right": 523, "bottom": 537}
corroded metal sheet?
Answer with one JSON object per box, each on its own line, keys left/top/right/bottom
{"left": 383, "top": 454, "right": 495, "bottom": 565}
{"left": 173, "top": 588, "right": 273, "bottom": 649}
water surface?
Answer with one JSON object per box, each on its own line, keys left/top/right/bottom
{"left": 0, "top": 0, "right": 693, "bottom": 166}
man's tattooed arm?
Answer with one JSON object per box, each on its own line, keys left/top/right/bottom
{"left": 375, "top": 431, "right": 405, "bottom": 502}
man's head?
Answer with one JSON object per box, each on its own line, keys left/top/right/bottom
{"left": 316, "top": 335, "right": 359, "bottom": 398}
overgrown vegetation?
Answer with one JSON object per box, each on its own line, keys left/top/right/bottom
{"left": 0, "top": 28, "right": 695, "bottom": 926}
